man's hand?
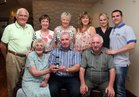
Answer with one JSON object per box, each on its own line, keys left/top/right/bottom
{"left": 49, "top": 65, "right": 59, "bottom": 73}
{"left": 105, "top": 86, "right": 115, "bottom": 97}
{"left": 80, "top": 84, "right": 88, "bottom": 95}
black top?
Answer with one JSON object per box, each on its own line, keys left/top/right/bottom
{"left": 96, "top": 27, "right": 112, "bottom": 48}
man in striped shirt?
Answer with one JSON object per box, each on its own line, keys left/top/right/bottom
{"left": 48, "top": 32, "right": 81, "bottom": 97}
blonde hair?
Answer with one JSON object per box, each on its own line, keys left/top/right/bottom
{"left": 61, "top": 12, "right": 71, "bottom": 20}
{"left": 99, "top": 13, "right": 109, "bottom": 27}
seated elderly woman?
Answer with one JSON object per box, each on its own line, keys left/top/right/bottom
{"left": 16, "top": 39, "right": 51, "bottom": 97}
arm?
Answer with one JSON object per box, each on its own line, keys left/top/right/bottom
{"left": 105, "top": 68, "right": 115, "bottom": 97}
{"left": 106, "top": 42, "right": 136, "bottom": 55}
{"left": 0, "top": 42, "right": 7, "bottom": 59}
{"left": 66, "top": 64, "right": 80, "bottom": 73}
{"left": 28, "top": 66, "right": 50, "bottom": 77}
{"left": 40, "top": 73, "right": 50, "bottom": 87}
{"left": 89, "top": 26, "right": 96, "bottom": 36}
{"left": 79, "top": 67, "right": 88, "bottom": 95}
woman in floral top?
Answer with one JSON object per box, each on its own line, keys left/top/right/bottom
{"left": 74, "top": 11, "right": 96, "bottom": 52}
{"left": 53, "top": 12, "right": 76, "bottom": 48}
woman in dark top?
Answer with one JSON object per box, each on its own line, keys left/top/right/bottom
{"left": 96, "top": 13, "right": 112, "bottom": 48}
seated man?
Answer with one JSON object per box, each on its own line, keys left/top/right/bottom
{"left": 49, "top": 32, "right": 81, "bottom": 97}
{"left": 79, "top": 34, "right": 115, "bottom": 97}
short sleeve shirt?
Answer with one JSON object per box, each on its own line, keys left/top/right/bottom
{"left": 81, "top": 48, "right": 114, "bottom": 84}
{"left": 1, "top": 21, "right": 34, "bottom": 54}
{"left": 110, "top": 23, "right": 136, "bottom": 66}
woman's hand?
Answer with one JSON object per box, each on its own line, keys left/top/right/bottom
{"left": 40, "top": 81, "right": 48, "bottom": 87}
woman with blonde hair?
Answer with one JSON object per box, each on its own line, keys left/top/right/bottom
{"left": 96, "top": 13, "right": 112, "bottom": 48}
{"left": 53, "top": 12, "right": 76, "bottom": 48}
{"left": 74, "top": 11, "right": 96, "bottom": 52}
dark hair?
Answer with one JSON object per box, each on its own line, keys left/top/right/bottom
{"left": 39, "top": 14, "right": 50, "bottom": 23}
{"left": 112, "top": 9, "right": 123, "bottom": 16}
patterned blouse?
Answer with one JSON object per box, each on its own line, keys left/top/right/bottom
{"left": 34, "top": 29, "right": 54, "bottom": 52}
{"left": 75, "top": 27, "right": 94, "bottom": 52}
{"left": 53, "top": 26, "right": 76, "bottom": 48}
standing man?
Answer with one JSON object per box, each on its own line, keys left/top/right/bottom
{"left": 48, "top": 32, "right": 81, "bottom": 97}
{"left": 80, "top": 34, "right": 115, "bottom": 97}
{"left": 1, "top": 8, "right": 34, "bottom": 97}
{"left": 106, "top": 9, "right": 137, "bottom": 97}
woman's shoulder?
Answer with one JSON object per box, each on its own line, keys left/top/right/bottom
{"left": 88, "top": 26, "right": 95, "bottom": 30}
{"left": 35, "top": 30, "right": 41, "bottom": 34}
{"left": 29, "top": 51, "right": 36, "bottom": 55}
{"left": 54, "top": 26, "right": 61, "bottom": 30}
{"left": 48, "top": 29, "right": 54, "bottom": 35}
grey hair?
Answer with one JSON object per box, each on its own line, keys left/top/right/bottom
{"left": 16, "top": 8, "right": 29, "bottom": 17}
{"left": 32, "top": 39, "right": 46, "bottom": 50}
{"left": 61, "top": 12, "right": 71, "bottom": 20}
{"left": 60, "top": 32, "right": 71, "bottom": 39}
{"left": 92, "top": 34, "right": 104, "bottom": 44}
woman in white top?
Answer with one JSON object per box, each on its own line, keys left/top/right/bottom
{"left": 53, "top": 12, "right": 76, "bottom": 48}
{"left": 34, "top": 14, "right": 54, "bottom": 53}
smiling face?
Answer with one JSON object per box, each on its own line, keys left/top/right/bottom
{"left": 41, "top": 18, "right": 49, "bottom": 30}
{"left": 91, "top": 35, "right": 103, "bottom": 54}
{"left": 112, "top": 11, "right": 123, "bottom": 26}
{"left": 61, "top": 16, "right": 70, "bottom": 28}
{"left": 99, "top": 14, "right": 109, "bottom": 27}
{"left": 81, "top": 15, "right": 90, "bottom": 26}
{"left": 34, "top": 42, "right": 45, "bottom": 55}
{"left": 16, "top": 8, "right": 29, "bottom": 27}
{"left": 60, "top": 33, "right": 71, "bottom": 49}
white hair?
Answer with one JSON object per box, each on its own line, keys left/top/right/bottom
{"left": 16, "top": 8, "right": 29, "bottom": 17}
{"left": 92, "top": 34, "right": 104, "bottom": 44}
{"left": 33, "top": 39, "right": 46, "bottom": 50}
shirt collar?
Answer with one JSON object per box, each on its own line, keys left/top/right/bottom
{"left": 90, "top": 47, "right": 106, "bottom": 55}
{"left": 59, "top": 46, "right": 72, "bottom": 51}
{"left": 15, "top": 21, "right": 28, "bottom": 29}
{"left": 114, "top": 23, "right": 125, "bottom": 29}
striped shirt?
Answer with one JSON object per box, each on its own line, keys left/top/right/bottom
{"left": 48, "top": 47, "right": 81, "bottom": 76}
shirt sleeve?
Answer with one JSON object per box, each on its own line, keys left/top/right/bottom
{"left": 1, "top": 25, "right": 11, "bottom": 44}
{"left": 126, "top": 26, "right": 137, "bottom": 43}
{"left": 48, "top": 49, "right": 56, "bottom": 65}
{"left": 73, "top": 52, "right": 81, "bottom": 65}
{"left": 25, "top": 53, "right": 35, "bottom": 68}
{"left": 107, "top": 55, "right": 115, "bottom": 69}
{"left": 81, "top": 50, "right": 88, "bottom": 68}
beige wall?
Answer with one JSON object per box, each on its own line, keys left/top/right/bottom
{"left": 90, "top": 0, "right": 139, "bottom": 96}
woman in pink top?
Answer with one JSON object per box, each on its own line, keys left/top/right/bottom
{"left": 74, "top": 11, "right": 96, "bottom": 52}
{"left": 34, "top": 14, "right": 54, "bottom": 53}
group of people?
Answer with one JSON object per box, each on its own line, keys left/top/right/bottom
{"left": 0, "top": 7, "right": 136, "bottom": 97}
